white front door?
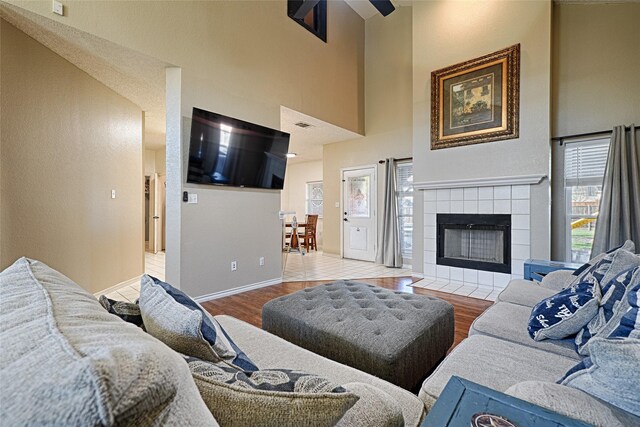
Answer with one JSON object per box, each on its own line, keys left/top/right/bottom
{"left": 342, "top": 166, "right": 377, "bottom": 261}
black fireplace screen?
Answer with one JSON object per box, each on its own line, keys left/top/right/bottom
{"left": 437, "top": 214, "right": 511, "bottom": 273}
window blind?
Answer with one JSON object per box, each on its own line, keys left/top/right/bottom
{"left": 564, "top": 138, "right": 610, "bottom": 187}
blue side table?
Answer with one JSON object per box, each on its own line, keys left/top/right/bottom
{"left": 422, "top": 376, "right": 592, "bottom": 427}
{"left": 523, "top": 259, "right": 582, "bottom": 282}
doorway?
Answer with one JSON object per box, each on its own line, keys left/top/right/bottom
{"left": 341, "top": 166, "right": 377, "bottom": 262}
{"left": 146, "top": 173, "right": 166, "bottom": 253}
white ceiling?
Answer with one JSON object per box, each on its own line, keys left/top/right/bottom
{"left": 280, "top": 106, "right": 362, "bottom": 164}
{"left": 0, "top": 3, "right": 170, "bottom": 149}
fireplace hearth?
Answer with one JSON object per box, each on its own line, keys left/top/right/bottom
{"left": 437, "top": 214, "right": 511, "bottom": 273}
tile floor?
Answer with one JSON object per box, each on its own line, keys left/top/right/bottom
{"left": 282, "top": 251, "right": 413, "bottom": 282}
{"left": 409, "top": 277, "right": 501, "bottom": 301}
{"left": 101, "top": 251, "right": 165, "bottom": 302}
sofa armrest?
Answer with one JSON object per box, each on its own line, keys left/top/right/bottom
{"left": 337, "top": 383, "right": 404, "bottom": 427}
{"left": 505, "top": 381, "right": 639, "bottom": 427}
{"left": 540, "top": 270, "right": 575, "bottom": 291}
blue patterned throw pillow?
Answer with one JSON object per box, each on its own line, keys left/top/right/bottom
{"left": 569, "top": 242, "right": 638, "bottom": 291}
{"left": 609, "top": 281, "right": 640, "bottom": 339}
{"left": 139, "top": 275, "right": 258, "bottom": 372}
{"left": 528, "top": 280, "right": 600, "bottom": 341}
{"left": 575, "top": 267, "right": 640, "bottom": 355}
{"left": 184, "top": 356, "right": 359, "bottom": 427}
{"left": 559, "top": 271, "right": 640, "bottom": 416}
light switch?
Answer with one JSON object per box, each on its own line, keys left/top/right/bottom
{"left": 335, "top": 202, "right": 339, "bottom": 208}
{"left": 111, "top": 190, "right": 116, "bottom": 199}
{"left": 52, "top": 1, "right": 64, "bottom": 16}
{"left": 188, "top": 193, "right": 198, "bottom": 204}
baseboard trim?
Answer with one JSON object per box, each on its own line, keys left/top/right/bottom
{"left": 95, "top": 275, "right": 142, "bottom": 297}
{"left": 321, "top": 252, "right": 342, "bottom": 259}
{"left": 194, "top": 277, "right": 283, "bottom": 303}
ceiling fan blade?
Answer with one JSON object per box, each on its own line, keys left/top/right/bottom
{"left": 369, "top": 0, "right": 395, "bottom": 17}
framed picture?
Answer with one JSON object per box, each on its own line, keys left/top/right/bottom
{"left": 431, "top": 44, "right": 520, "bottom": 150}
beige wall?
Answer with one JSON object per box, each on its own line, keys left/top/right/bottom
{"left": 412, "top": 0, "right": 552, "bottom": 260}
{"left": 4, "top": 1, "right": 365, "bottom": 297}
{"left": 0, "top": 20, "right": 143, "bottom": 293}
{"left": 552, "top": 2, "right": 640, "bottom": 138}
{"left": 281, "top": 159, "right": 323, "bottom": 248}
{"left": 323, "top": 6, "right": 413, "bottom": 258}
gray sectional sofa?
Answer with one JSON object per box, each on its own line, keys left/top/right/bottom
{"left": 0, "top": 258, "right": 425, "bottom": 426}
{"left": 2, "top": 256, "right": 638, "bottom": 426}
{"left": 418, "top": 271, "right": 640, "bottom": 427}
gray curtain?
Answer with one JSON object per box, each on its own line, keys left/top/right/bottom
{"left": 376, "top": 158, "right": 403, "bottom": 267}
{"left": 591, "top": 125, "right": 640, "bottom": 256}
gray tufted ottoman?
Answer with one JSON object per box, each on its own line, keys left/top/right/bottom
{"left": 262, "top": 281, "right": 454, "bottom": 391}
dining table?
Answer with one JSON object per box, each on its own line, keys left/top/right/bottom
{"left": 285, "top": 222, "right": 307, "bottom": 249}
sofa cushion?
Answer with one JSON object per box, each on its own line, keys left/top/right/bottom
{"left": 0, "top": 258, "right": 216, "bottom": 426}
{"left": 98, "top": 295, "right": 144, "bottom": 327}
{"left": 497, "top": 279, "right": 557, "bottom": 307}
{"left": 575, "top": 267, "right": 640, "bottom": 355}
{"left": 505, "top": 381, "right": 640, "bottom": 427}
{"left": 418, "top": 335, "right": 578, "bottom": 410}
{"left": 215, "top": 314, "right": 425, "bottom": 427}
{"left": 139, "top": 274, "right": 257, "bottom": 371}
{"left": 469, "top": 302, "right": 581, "bottom": 359}
{"left": 527, "top": 279, "right": 600, "bottom": 341}
{"left": 560, "top": 338, "right": 640, "bottom": 417}
{"left": 539, "top": 269, "right": 577, "bottom": 291}
{"left": 337, "top": 383, "right": 404, "bottom": 427}
{"left": 186, "top": 356, "right": 358, "bottom": 427}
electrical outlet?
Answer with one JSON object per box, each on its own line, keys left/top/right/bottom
{"left": 111, "top": 189, "right": 116, "bottom": 199}
{"left": 259, "top": 257, "right": 265, "bottom": 266}
{"left": 231, "top": 261, "right": 237, "bottom": 271}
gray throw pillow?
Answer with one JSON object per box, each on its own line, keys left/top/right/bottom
{"left": 560, "top": 337, "right": 640, "bottom": 417}
{"left": 185, "top": 356, "right": 359, "bottom": 427}
{"left": 139, "top": 274, "right": 258, "bottom": 371}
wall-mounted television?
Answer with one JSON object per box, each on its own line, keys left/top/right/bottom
{"left": 187, "top": 107, "right": 290, "bottom": 190}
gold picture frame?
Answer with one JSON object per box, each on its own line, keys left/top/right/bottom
{"left": 431, "top": 44, "right": 520, "bottom": 150}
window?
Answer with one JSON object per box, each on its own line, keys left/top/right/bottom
{"left": 396, "top": 162, "right": 413, "bottom": 262}
{"left": 564, "top": 137, "right": 609, "bottom": 263}
{"left": 287, "top": 0, "right": 327, "bottom": 42}
{"left": 306, "top": 181, "right": 323, "bottom": 217}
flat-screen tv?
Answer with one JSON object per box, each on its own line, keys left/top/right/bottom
{"left": 187, "top": 107, "right": 290, "bottom": 190}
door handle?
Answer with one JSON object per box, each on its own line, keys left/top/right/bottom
{"left": 153, "top": 216, "right": 160, "bottom": 219}
{"left": 343, "top": 218, "right": 348, "bottom": 222}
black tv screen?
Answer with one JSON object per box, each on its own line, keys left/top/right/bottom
{"left": 187, "top": 108, "right": 290, "bottom": 190}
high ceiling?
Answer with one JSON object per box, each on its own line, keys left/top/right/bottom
{"left": 0, "top": 3, "right": 169, "bottom": 149}
{"left": 0, "top": 2, "right": 365, "bottom": 158}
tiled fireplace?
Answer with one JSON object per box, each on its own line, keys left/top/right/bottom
{"left": 421, "top": 181, "right": 534, "bottom": 300}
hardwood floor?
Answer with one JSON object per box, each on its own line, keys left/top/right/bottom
{"left": 202, "top": 276, "right": 493, "bottom": 351}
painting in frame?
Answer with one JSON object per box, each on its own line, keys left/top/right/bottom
{"left": 431, "top": 44, "right": 520, "bottom": 150}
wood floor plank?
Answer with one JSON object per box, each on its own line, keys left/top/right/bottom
{"left": 202, "top": 277, "right": 493, "bottom": 351}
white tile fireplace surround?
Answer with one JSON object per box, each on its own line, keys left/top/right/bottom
{"left": 415, "top": 175, "right": 545, "bottom": 300}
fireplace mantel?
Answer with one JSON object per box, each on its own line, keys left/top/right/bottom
{"left": 414, "top": 174, "right": 546, "bottom": 190}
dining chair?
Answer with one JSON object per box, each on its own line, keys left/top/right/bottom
{"left": 302, "top": 214, "right": 318, "bottom": 251}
